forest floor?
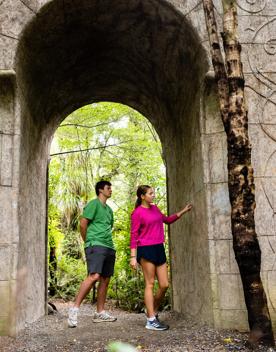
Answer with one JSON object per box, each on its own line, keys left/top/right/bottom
{"left": 1, "top": 301, "right": 275, "bottom": 352}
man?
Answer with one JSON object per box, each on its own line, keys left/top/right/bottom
{"left": 68, "top": 180, "right": 116, "bottom": 327}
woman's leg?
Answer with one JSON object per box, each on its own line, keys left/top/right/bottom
{"left": 154, "top": 263, "right": 169, "bottom": 313}
{"left": 140, "top": 258, "right": 156, "bottom": 317}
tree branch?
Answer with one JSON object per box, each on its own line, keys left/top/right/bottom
{"left": 50, "top": 140, "right": 132, "bottom": 157}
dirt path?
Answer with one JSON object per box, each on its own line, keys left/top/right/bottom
{"left": 1, "top": 302, "right": 274, "bottom": 352}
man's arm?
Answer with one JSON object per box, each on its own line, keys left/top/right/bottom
{"left": 80, "top": 217, "right": 89, "bottom": 242}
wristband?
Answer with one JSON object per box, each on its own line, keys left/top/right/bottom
{"left": 130, "top": 256, "right": 136, "bottom": 258}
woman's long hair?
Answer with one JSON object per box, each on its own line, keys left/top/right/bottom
{"left": 135, "top": 185, "right": 151, "bottom": 208}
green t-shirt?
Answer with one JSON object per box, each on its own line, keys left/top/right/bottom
{"left": 82, "top": 198, "right": 114, "bottom": 249}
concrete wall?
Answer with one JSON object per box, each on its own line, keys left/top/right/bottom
{"left": 167, "top": 87, "right": 213, "bottom": 325}
{"left": 200, "top": 1, "right": 276, "bottom": 330}
{"left": 16, "top": 103, "right": 49, "bottom": 333}
{"left": 0, "top": 0, "right": 275, "bottom": 335}
{"left": 241, "top": 2, "right": 276, "bottom": 329}
{"left": 0, "top": 70, "right": 20, "bottom": 336}
{"left": 202, "top": 80, "right": 249, "bottom": 329}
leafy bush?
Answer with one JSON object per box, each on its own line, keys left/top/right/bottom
{"left": 48, "top": 252, "right": 87, "bottom": 299}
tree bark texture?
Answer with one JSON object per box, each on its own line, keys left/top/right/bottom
{"left": 49, "top": 246, "right": 57, "bottom": 296}
{"left": 202, "top": 0, "right": 274, "bottom": 346}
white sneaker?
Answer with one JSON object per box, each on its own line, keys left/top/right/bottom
{"left": 93, "top": 311, "right": 117, "bottom": 323}
{"left": 145, "top": 318, "right": 169, "bottom": 331}
{"left": 68, "top": 307, "right": 79, "bottom": 327}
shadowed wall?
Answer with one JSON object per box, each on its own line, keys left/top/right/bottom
{"left": 13, "top": 0, "right": 208, "bottom": 334}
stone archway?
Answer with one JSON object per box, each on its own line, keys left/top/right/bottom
{"left": 11, "top": 0, "right": 207, "bottom": 336}
{"left": 1, "top": 0, "right": 276, "bottom": 337}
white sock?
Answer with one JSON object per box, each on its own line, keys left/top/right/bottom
{"left": 148, "top": 316, "right": 155, "bottom": 322}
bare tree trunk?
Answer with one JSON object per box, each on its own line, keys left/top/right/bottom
{"left": 49, "top": 246, "right": 57, "bottom": 296}
{"left": 202, "top": 0, "right": 274, "bottom": 346}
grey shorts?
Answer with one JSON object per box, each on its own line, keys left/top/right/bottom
{"left": 85, "top": 245, "right": 116, "bottom": 277}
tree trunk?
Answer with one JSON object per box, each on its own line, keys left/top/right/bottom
{"left": 202, "top": 0, "right": 274, "bottom": 346}
{"left": 49, "top": 246, "right": 57, "bottom": 296}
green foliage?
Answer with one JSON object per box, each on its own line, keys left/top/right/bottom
{"left": 50, "top": 255, "right": 87, "bottom": 299}
{"left": 48, "top": 102, "right": 168, "bottom": 309}
{"left": 107, "top": 341, "right": 138, "bottom": 352}
{"left": 62, "top": 230, "right": 84, "bottom": 260}
{"left": 48, "top": 158, "right": 64, "bottom": 251}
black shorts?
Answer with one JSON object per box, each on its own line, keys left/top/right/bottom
{"left": 85, "top": 245, "right": 116, "bottom": 277}
{"left": 137, "top": 243, "right": 167, "bottom": 266}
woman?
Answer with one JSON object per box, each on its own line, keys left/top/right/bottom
{"left": 130, "top": 185, "right": 192, "bottom": 331}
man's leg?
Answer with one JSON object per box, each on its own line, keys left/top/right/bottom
{"left": 96, "top": 276, "right": 110, "bottom": 312}
{"left": 93, "top": 249, "right": 117, "bottom": 323}
{"left": 74, "top": 273, "right": 100, "bottom": 307}
{"left": 68, "top": 273, "right": 100, "bottom": 327}
{"left": 93, "top": 276, "right": 116, "bottom": 322}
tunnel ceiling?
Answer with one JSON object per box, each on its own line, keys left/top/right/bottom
{"left": 16, "top": 0, "right": 207, "bottom": 132}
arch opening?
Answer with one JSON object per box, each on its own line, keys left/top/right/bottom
{"left": 14, "top": 0, "right": 209, "bottom": 332}
{"left": 48, "top": 101, "right": 167, "bottom": 310}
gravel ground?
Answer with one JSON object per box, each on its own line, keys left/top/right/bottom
{"left": 1, "top": 301, "right": 275, "bottom": 352}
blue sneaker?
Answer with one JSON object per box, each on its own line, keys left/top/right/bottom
{"left": 145, "top": 318, "right": 169, "bottom": 331}
{"left": 155, "top": 315, "right": 169, "bottom": 329}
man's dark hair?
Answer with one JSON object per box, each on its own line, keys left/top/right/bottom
{"left": 95, "top": 180, "right": 112, "bottom": 196}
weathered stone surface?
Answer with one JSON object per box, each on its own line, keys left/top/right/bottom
{"left": 0, "top": 0, "right": 34, "bottom": 38}
{"left": 10, "top": 244, "right": 18, "bottom": 281}
{"left": 229, "top": 241, "right": 240, "bottom": 275}
{"left": 237, "top": 0, "right": 276, "bottom": 16}
{"left": 0, "top": 281, "right": 10, "bottom": 317}
{"left": 209, "top": 239, "right": 231, "bottom": 274}
{"left": 0, "top": 134, "right": 13, "bottom": 186}
{"left": 245, "top": 73, "right": 276, "bottom": 108}
{"left": 11, "top": 134, "right": 20, "bottom": 189}
{"left": 214, "top": 308, "right": 249, "bottom": 331}
{"left": 259, "top": 235, "right": 276, "bottom": 271}
{"left": 0, "top": 187, "right": 17, "bottom": 244}
{"left": 185, "top": 4, "right": 209, "bottom": 44}
{"left": 168, "top": 81, "right": 212, "bottom": 325}
{"left": 0, "top": 0, "right": 275, "bottom": 337}
{"left": 241, "top": 42, "right": 276, "bottom": 75}
{"left": 14, "top": 0, "right": 41, "bottom": 13}
{"left": 238, "top": 15, "right": 275, "bottom": 44}
{"left": 206, "top": 183, "right": 232, "bottom": 240}
{"left": 203, "top": 133, "right": 228, "bottom": 184}
{"left": 249, "top": 124, "right": 276, "bottom": 178}
{"left": 202, "top": 84, "right": 224, "bottom": 135}
{"left": 0, "top": 36, "right": 18, "bottom": 69}
{"left": 254, "top": 179, "right": 276, "bottom": 236}
{"left": 217, "top": 274, "right": 247, "bottom": 310}
{"left": 0, "top": 73, "right": 15, "bottom": 133}
{"left": 267, "top": 271, "right": 276, "bottom": 313}
{"left": 245, "top": 84, "right": 270, "bottom": 125}
{"left": 0, "top": 245, "right": 11, "bottom": 280}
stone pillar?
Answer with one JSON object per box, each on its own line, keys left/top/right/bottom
{"left": 0, "top": 70, "right": 20, "bottom": 336}
{"left": 241, "top": 5, "right": 276, "bottom": 326}
{"left": 201, "top": 0, "right": 276, "bottom": 330}
{"left": 168, "top": 89, "right": 214, "bottom": 326}
{"left": 202, "top": 80, "right": 249, "bottom": 330}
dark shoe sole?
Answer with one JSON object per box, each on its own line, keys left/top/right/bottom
{"left": 145, "top": 325, "right": 169, "bottom": 331}
{"left": 93, "top": 318, "right": 117, "bottom": 323}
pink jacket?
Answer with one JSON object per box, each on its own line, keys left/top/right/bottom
{"left": 130, "top": 204, "right": 179, "bottom": 249}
